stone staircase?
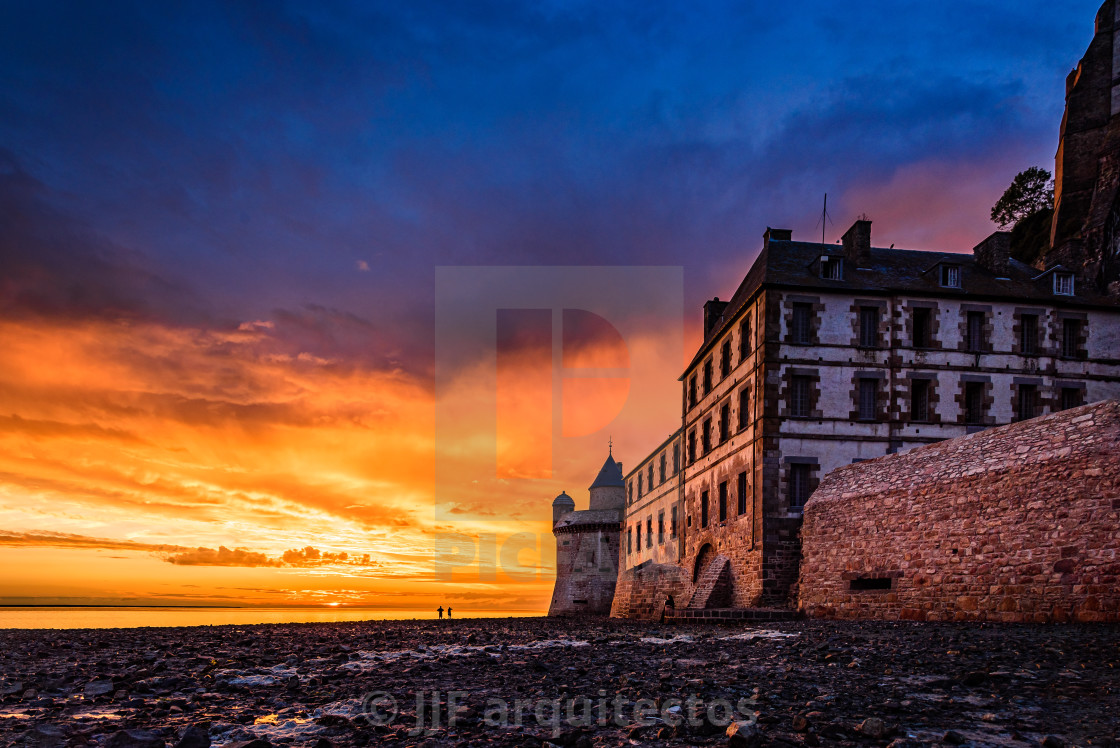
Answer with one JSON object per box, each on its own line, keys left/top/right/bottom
{"left": 687, "top": 554, "right": 732, "bottom": 609}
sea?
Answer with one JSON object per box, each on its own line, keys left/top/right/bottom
{"left": 0, "top": 607, "right": 541, "bottom": 630}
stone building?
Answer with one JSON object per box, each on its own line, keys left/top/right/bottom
{"left": 799, "top": 399, "right": 1120, "bottom": 622}
{"left": 610, "top": 432, "right": 690, "bottom": 620}
{"left": 547, "top": 449, "right": 625, "bottom": 616}
{"left": 556, "top": 0, "right": 1120, "bottom": 621}
{"left": 613, "top": 219, "right": 1120, "bottom": 617}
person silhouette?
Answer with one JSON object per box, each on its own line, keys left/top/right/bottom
{"left": 437, "top": 605, "right": 444, "bottom": 619}
{"left": 447, "top": 606, "right": 453, "bottom": 619}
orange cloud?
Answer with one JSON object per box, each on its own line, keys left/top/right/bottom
{"left": 0, "top": 298, "right": 682, "bottom": 611}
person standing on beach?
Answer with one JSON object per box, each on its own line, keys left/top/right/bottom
{"left": 447, "top": 606, "right": 453, "bottom": 619}
{"left": 437, "top": 605, "right": 444, "bottom": 619}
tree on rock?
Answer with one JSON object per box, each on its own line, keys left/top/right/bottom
{"left": 991, "top": 167, "right": 1053, "bottom": 228}
{"left": 992, "top": 167, "right": 1054, "bottom": 267}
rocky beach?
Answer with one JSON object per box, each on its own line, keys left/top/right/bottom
{"left": 0, "top": 618, "right": 1117, "bottom": 748}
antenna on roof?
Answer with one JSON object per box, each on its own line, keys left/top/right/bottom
{"left": 815, "top": 193, "right": 833, "bottom": 245}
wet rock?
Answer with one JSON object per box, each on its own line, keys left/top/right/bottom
{"left": 1041, "top": 737, "right": 1066, "bottom": 748}
{"left": 943, "top": 730, "right": 966, "bottom": 745}
{"left": 960, "top": 671, "right": 988, "bottom": 687}
{"left": 16, "top": 724, "right": 66, "bottom": 748}
{"left": 859, "top": 717, "right": 886, "bottom": 738}
{"left": 84, "top": 680, "right": 115, "bottom": 698}
{"left": 0, "top": 682, "right": 23, "bottom": 696}
{"left": 106, "top": 730, "right": 166, "bottom": 748}
{"left": 174, "top": 724, "right": 210, "bottom": 748}
{"left": 726, "top": 720, "right": 762, "bottom": 748}
{"left": 222, "top": 741, "right": 271, "bottom": 748}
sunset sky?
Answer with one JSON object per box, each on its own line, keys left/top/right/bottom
{"left": 0, "top": 1, "right": 1102, "bottom": 612}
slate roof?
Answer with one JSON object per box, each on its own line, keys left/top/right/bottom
{"left": 554, "top": 509, "right": 622, "bottom": 529}
{"left": 588, "top": 453, "right": 624, "bottom": 490}
{"left": 685, "top": 238, "right": 1120, "bottom": 376}
{"left": 552, "top": 491, "right": 575, "bottom": 506}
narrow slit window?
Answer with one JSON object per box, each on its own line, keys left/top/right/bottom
{"left": 912, "top": 308, "right": 931, "bottom": 348}
{"left": 859, "top": 306, "right": 879, "bottom": 347}
{"left": 911, "top": 379, "right": 930, "bottom": 422}
{"left": 859, "top": 378, "right": 878, "bottom": 421}
{"left": 790, "top": 375, "right": 811, "bottom": 418}
{"left": 789, "top": 464, "right": 810, "bottom": 509}
{"left": 1020, "top": 314, "right": 1038, "bottom": 355}
{"left": 736, "top": 471, "right": 747, "bottom": 515}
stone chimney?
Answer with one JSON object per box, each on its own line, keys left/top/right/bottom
{"left": 703, "top": 297, "right": 728, "bottom": 338}
{"left": 842, "top": 219, "right": 872, "bottom": 267}
{"left": 763, "top": 227, "right": 792, "bottom": 250}
{"left": 973, "top": 231, "right": 1012, "bottom": 276}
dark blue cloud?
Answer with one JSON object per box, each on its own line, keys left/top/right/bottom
{"left": 0, "top": 0, "right": 1103, "bottom": 356}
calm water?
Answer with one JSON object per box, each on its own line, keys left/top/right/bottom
{"left": 0, "top": 607, "right": 541, "bottom": 630}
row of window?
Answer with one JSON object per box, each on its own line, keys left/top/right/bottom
{"left": 628, "top": 443, "right": 682, "bottom": 503}
{"left": 627, "top": 506, "right": 677, "bottom": 554}
{"left": 687, "top": 304, "right": 1087, "bottom": 417}
{"left": 694, "top": 465, "right": 809, "bottom": 524}
{"left": 788, "top": 303, "right": 1086, "bottom": 357}
{"left": 685, "top": 384, "right": 754, "bottom": 464}
{"left": 783, "top": 375, "right": 1083, "bottom": 423}
{"left": 688, "top": 317, "right": 755, "bottom": 408}
{"left": 679, "top": 375, "right": 1085, "bottom": 464}
{"left": 692, "top": 463, "right": 815, "bottom": 527}
{"left": 819, "top": 256, "right": 1076, "bottom": 297}
{"left": 695, "top": 471, "right": 751, "bottom": 529}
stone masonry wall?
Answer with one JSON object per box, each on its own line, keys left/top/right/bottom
{"left": 610, "top": 562, "right": 690, "bottom": 620}
{"left": 799, "top": 399, "right": 1120, "bottom": 622}
{"left": 549, "top": 524, "right": 620, "bottom": 616}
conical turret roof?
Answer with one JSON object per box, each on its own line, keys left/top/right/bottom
{"left": 588, "top": 452, "right": 624, "bottom": 490}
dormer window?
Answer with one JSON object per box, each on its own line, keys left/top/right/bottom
{"left": 1054, "top": 272, "right": 1074, "bottom": 295}
{"left": 820, "top": 256, "right": 843, "bottom": 280}
{"left": 940, "top": 264, "right": 961, "bottom": 288}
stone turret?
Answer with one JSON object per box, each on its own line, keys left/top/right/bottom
{"left": 548, "top": 446, "right": 624, "bottom": 617}
{"left": 552, "top": 490, "right": 575, "bottom": 524}
{"left": 588, "top": 451, "right": 625, "bottom": 511}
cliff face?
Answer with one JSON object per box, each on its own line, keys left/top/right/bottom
{"left": 1050, "top": 0, "right": 1120, "bottom": 294}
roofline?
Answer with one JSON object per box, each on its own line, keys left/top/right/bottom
{"left": 679, "top": 279, "right": 1120, "bottom": 381}
{"left": 680, "top": 282, "right": 767, "bottom": 381}
{"left": 622, "top": 429, "right": 683, "bottom": 481}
